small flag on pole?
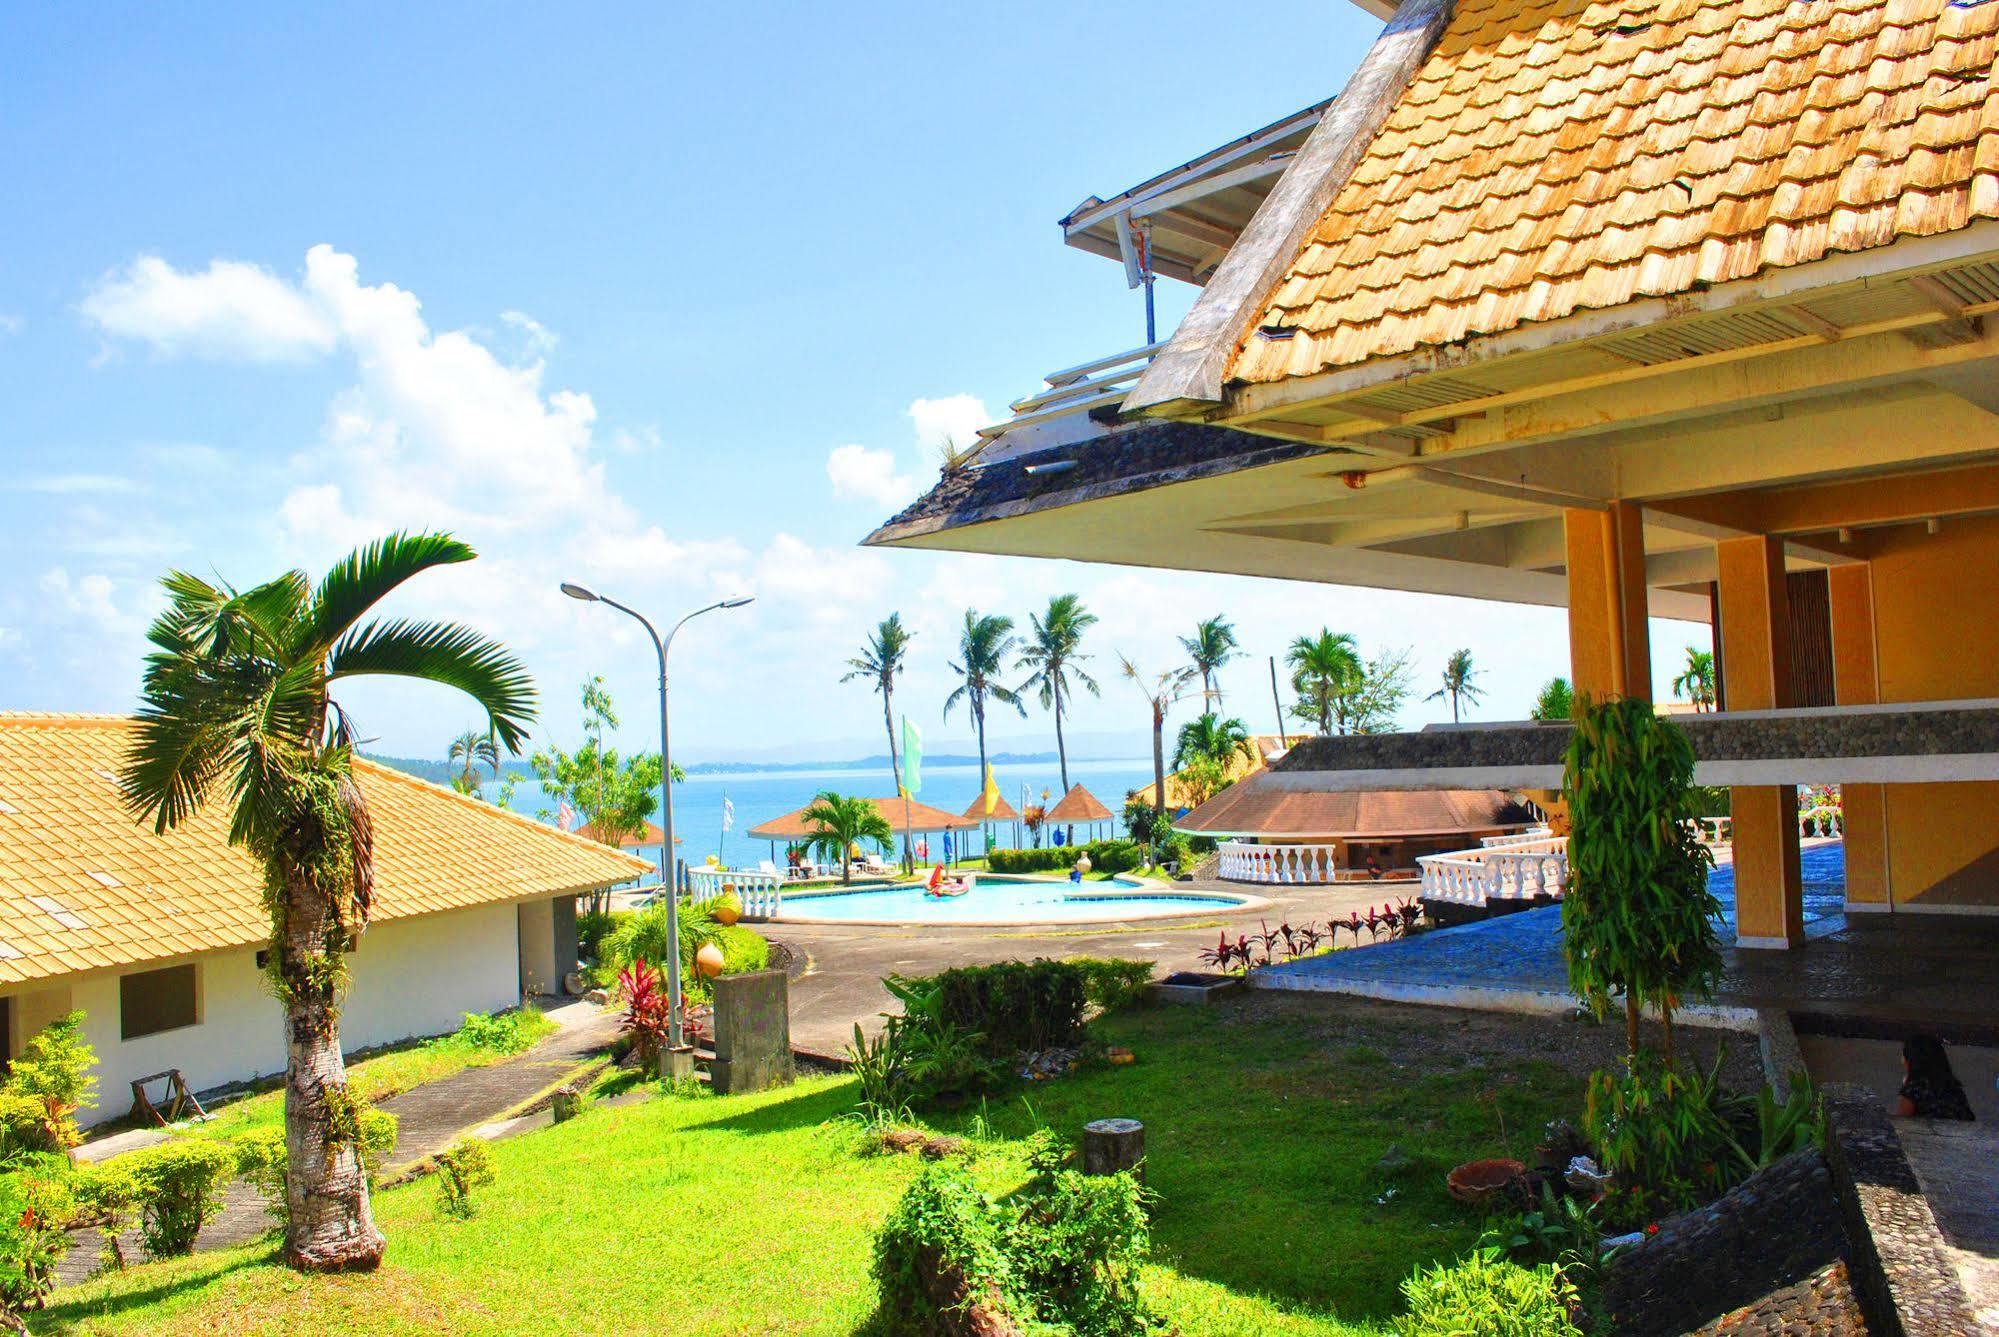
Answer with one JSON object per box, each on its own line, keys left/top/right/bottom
{"left": 556, "top": 799, "right": 576, "bottom": 833}
{"left": 982, "top": 763, "right": 1000, "bottom": 816}
{"left": 900, "top": 717, "right": 923, "bottom": 797}
{"left": 721, "top": 795, "right": 735, "bottom": 833}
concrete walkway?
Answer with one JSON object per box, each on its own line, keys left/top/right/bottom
{"left": 56, "top": 1001, "right": 617, "bottom": 1287}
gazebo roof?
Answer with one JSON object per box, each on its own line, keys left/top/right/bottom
{"left": 747, "top": 796, "right": 978, "bottom": 841}
{"left": 1046, "top": 784, "right": 1114, "bottom": 824}
{"left": 963, "top": 792, "right": 1019, "bottom": 822}
{"left": 1174, "top": 772, "right": 1536, "bottom": 840}
{"left": 576, "top": 820, "right": 665, "bottom": 849}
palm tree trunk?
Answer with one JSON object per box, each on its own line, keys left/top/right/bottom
{"left": 974, "top": 702, "right": 989, "bottom": 861}
{"left": 1151, "top": 704, "right": 1166, "bottom": 811}
{"left": 279, "top": 862, "right": 383, "bottom": 1272}
{"left": 882, "top": 688, "right": 908, "bottom": 869}
{"left": 1054, "top": 688, "right": 1072, "bottom": 843}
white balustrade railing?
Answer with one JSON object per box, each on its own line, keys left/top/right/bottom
{"left": 1418, "top": 845, "right": 1569, "bottom": 905}
{"left": 1479, "top": 827, "right": 1555, "bottom": 849}
{"left": 685, "top": 868, "right": 784, "bottom": 920}
{"left": 1690, "top": 810, "right": 1843, "bottom": 844}
{"left": 1216, "top": 841, "right": 1342, "bottom": 885}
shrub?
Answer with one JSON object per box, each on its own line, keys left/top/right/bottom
{"left": 1066, "top": 958, "right": 1155, "bottom": 1014}
{"left": 0, "top": 1012, "right": 98, "bottom": 1158}
{"left": 433, "top": 1137, "right": 495, "bottom": 1219}
{"left": 0, "top": 1157, "right": 75, "bottom": 1318}
{"left": 576, "top": 907, "right": 625, "bottom": 963}
{"left": 122, "top": 1139, "right": 236, "bottom": 1258}
{"left": 1394, "top": 1251, "right": 1582, "bottom": 1336}
{"left": 870, "top": 1155, "right": 1151, "bottom": 1337}
{"left": 233, "top": 1107, "right": 398, "bottom": 1224}
{"left": 454, "top": 1007, "right": 552, "bottom": 1055}
{"left": 930, "top": 960, "right": 1088, "bottom": 1057}
{"left": 71, "top": 1160, "right": 142, "bottom": 1271}
{"left": 618, "top": 961, "right": 675, "bottom": 1075}
{"left": 987, "top": 839, "right": 1146, "bottom": 876}
{"left": 604, "top": 902, "right": 770, "bottom": 991}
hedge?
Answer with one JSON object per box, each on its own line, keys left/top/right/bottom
{"left": 987, "top": 839, "right": 1144, "bottom": 876}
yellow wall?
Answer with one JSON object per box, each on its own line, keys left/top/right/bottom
{"left": 1863, "top": 513, "right": 1999, "bottom": 908}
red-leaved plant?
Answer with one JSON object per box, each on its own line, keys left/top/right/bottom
{"left": 619, "top": 961, "right": 673, "bottom": 1074}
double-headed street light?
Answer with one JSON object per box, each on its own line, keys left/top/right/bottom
{"left": 560, "top": 583, "right": 754, "bottom": 1052}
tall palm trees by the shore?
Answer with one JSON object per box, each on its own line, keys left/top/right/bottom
{"left": 121, "top": 533, "right": 534, "bottom": 1272}
{"left": 1180, "top": 615, "right": 1239, "bottom": 709}
{"left": 1017, "top": 594, "right": 1099, "bottom": 828}
{"left": 1286, "top": 629, "right": 1361, "bottom": 735}
{"left": 1428, "top": 648, "right": 1485, "bottom": 724}
{"left": 944, "top": 610, "right": 1024, "bottom": 803}
{"left": 1119, "top": 655, "right": 1192, "bottom": 811}
{"left": 1673, "top": 648, "right": 1717, "bottom": 711}
{"left": 843, "top": 613, "right": 914, "bottom": 792}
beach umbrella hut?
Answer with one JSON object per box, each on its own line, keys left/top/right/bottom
{"left": 748, "top": 797, "right": 977, "bottom": 874}
{"left": 961, "top": 791, "right": 1020, "bottom": 861}
{"left": 575, "top": 819, "right": 666, "bottom": 849}
{"left": 1047, "top": 783, "right": 1114, "bottom": 843}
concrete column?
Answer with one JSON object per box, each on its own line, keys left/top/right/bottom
{"left": 1827, "top": 563, "right": 1889, "bottom": 912}
{"left": 1717, "top": 535, "right": 1804, "bottom": 948}
{"left": 1564, "top": 502, "right": 1652, "bottom": 701}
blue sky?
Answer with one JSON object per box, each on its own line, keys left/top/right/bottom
{"left": 0, "top": 2, "right": 1707, "bottom": 763}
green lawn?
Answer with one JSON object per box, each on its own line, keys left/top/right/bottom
{"left": 44, "top": 995, "right": 1588, "bottom": 1335}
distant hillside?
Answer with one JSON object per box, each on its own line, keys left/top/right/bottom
{"left": 364, "top": 748, "right": 1137, "bottom": 784}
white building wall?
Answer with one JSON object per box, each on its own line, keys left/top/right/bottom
{"left": 32, "top": 899, "right": 529, "bottom": 1127}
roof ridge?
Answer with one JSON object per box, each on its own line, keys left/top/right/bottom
{"left": 0, "top": 712, "right": 139, "bottom": 728}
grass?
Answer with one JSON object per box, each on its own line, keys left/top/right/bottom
{"left": 157, "top": 1009, "right": 556, "bottom": 1144}
{"left": 44, "top": 995, "right": 1588, "bottom": 1335}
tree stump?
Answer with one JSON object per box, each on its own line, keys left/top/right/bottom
{"left": 550, "top": 1085, "right": 580, "bottom": 1124}
{"left": 1082, "top": 1118, "right": 1145, "bottom": 1181}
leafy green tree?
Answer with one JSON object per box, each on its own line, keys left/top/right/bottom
{"left": 447, "top": 729, "right": 497, "bottom": 794}
{"left": 1345, "top": 648, "right": 1415, "bottom": 734}
{"left": 121, "top": 532, "right": 534, "bottom": 1271}
{"left": 531, "top": 677, "right": 676, "bottom": 843}
{"left": 1286, "top": 630, "right": 1361, "bottom": 735}
{"left": 1016, "top": 594, "right": 1100, "bottom": 811}
{"left": 1180, "top": 615, "right": 1239, "bottom": 709}
{"left": 1174, "top": 712, "right": 1254, "bottom": 772}
{"left": 1427, "top": 648, "right": 1485, "bottom": 723}
{"left": 1561, "top": 697, "right": 1721, "bottom": 1060}
{"left": 1672, "top": 648, "right": 1717, "bottom": 712}
{"left": 1119, "top": 654, "right": 1192, "bottom": 811}
{"left": 801, "top": 791, "right": 894, "bottom": 884}
{"left": 1532, "top": 677, "right": 1574, "bottom": 721}
{"left": 943, "top": 610, "right": 1025, "bottom": 792}
{"left": 844, "top": 614, "right": 915, "bottom": 793}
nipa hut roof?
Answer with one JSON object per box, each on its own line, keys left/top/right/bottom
{"left": 1174, "top": 772, "right": 1536, "bottom": 840}
{"left": 963, "top": 792, "right": 1019, "bottom": 822}
{"left": 1046, "top": 784, "right": 1114, "bottom": 824}
{"left": 747, "top": 796, "right": 978, "bottom": 841}
{"left": 576, "top": 819, "right": 665, "bottom": 849}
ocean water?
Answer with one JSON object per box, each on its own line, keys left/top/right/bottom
{"left": 482, "top": 756, "right": 1157, "bottom": 882}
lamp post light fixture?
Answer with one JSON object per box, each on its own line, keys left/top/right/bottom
{"left": 560, "top": 582, "right": 754, "bottom": 1052}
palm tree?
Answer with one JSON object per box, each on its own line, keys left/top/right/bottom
{"left": 843, "top": 614, "right": 914, "bottom": 791}
{"left": 1532, "top": 676, "right": 1574, "bottom": 722}
{"left": 1286, "top": 630, "right": 1361, "bottom": 735}
{"left": 800, "top": 791, "right": 894, "bottom": 884}
{"left": 1016, "top": 595, "right": 1100, "bottom": 822}
{"left": 1180, "top": 615, "right": 1240, "bottom": 709}
{"left": 1119, "top": 655, "right": 1192, "bottom": 811}
{"left": 1672, "top": 648, "right": 1717, "bottom": 712}
{"left": 943, "top": 610, "right": 1024, "bottom": 845}
{"left": 120, "top": 533, "right": 534, "bottom": 1272}
{"left": 448, "top": 729, "right": 497, "bottom": 792}
{"left": 1174, "top": 712, "right": 1254, "bottom": 771}
{"left": 1427, "top": 648, "right": 1485, "bottom": 724}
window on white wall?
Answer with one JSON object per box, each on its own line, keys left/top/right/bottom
{"left": 119, "top": 964, "right": 198, "bottom": 1040}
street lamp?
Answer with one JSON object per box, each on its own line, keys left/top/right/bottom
{"left": 561, "top": 582, "right": 754, "bottom": 1052}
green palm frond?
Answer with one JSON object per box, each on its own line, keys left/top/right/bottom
{"left": 303, "top": 532, "right": 477, "bottom": 659}
{"left": 327, "top": 618, "right": 536, "bottom": 752}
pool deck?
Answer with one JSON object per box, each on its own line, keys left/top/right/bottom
{"left": 770, "top": 874, "right": 1271, "bottom": 927}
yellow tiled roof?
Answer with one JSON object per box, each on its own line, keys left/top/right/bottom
{"left": 1232, "top": 0, "right": 1999, "bottom": 383}
{"left": 0, "top": 714, "right": 650, "bottom": 987}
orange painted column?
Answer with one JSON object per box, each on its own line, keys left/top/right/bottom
{"left": 1717, "top": 535, "right": 1804, "bottom": 948}
{"left": 1564, "top": 503, "right": 1652, "bottom": 702}
{"left": 1827, "top": 563, "right": 1889, "bottom": 911}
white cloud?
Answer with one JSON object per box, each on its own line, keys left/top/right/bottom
{"left": 0, "top": 627, "right": 22, "bottom": 654}
{"left": 0, "top": 313, "right": 23, "bottom": 336}
{"left": 499, "top": 309, "right": 558, "bottom": 355}
{"left": 79, "top": 255, "right": 337, "bottom": 361}
{"left": 38, "top": 567, "right": 124, "bottom": 630}
{"left": 751, "top": 533, "right": 894, "bottom": 625}
{"left": 20, "top": 474, "right": 135, "bottom": 495}
{"left": 907, "top": 393, "right": 989, "bottom": 455}
{"left": 826, "top": 442, "right": 916, "bottom": 507}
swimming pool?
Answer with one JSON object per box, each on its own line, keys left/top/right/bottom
{"left": 774, "top": 874, "right": 1257, "bottom": 925}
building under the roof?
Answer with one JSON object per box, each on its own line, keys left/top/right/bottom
{"left": 871, "top": 0, "right": 1999, "bottom": 953}
{"left": 0, "top": 714, "right": 648, "bottom": 1125}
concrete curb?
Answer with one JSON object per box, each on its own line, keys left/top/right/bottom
{"left": 1247, "top": 969, "right": 1759, "bottom": 1032}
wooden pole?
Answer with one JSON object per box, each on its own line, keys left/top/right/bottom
{"left": 1270, "top": 656, "right": 1290, "bottom": 747}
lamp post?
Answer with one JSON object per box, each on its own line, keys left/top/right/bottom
{"left": 560, "top": 583, "right": 753, "bottom": 1051}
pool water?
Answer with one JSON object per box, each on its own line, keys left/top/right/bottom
{"left": 775, "top": 874, "right": 1249, "bottom": 924}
